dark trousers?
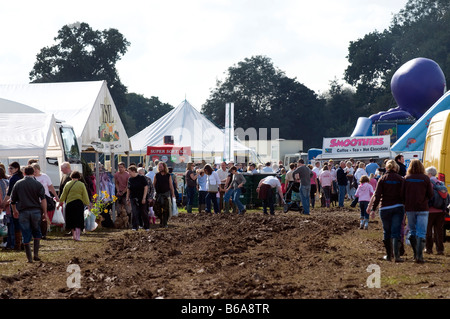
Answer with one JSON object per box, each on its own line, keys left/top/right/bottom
{"left": 263, "top": 191, "right": 275, "bottom": 215}
{"left": 310, "top": 184, "right": 317, "bottom": 207}
{"left": 130, "top": 198, "right": 149, "bottom": 230}
{"left": 205, "top": 192, "right": 219, "bottom": 214}
{"left": 198, "top": 191, "right": 207, "bottom": 205}
{"left": 426, "top": 212, "right": 445, "bottom": 253}
{"left": 154, "top": 194, "right": 170, "bottom": 227}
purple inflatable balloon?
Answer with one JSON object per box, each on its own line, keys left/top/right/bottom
{"left": 391, "top": 58, "right": 446, "bottom": 119}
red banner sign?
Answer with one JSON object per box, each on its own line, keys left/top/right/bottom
{"left": 146, "top": 146, "right": 191, "bottom": 156}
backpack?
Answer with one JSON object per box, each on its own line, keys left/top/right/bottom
{"left": 430, "top": 179, "right": 450, "bottom": 211}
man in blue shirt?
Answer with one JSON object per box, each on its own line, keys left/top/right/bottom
{"left": 365, "top": 158, "right": 379, "bottom": 176}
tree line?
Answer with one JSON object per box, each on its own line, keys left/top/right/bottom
{"left": 28, "top": 0, "right": 450, "bottom": 150}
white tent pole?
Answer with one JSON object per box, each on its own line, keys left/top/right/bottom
{"left": 95, "top": 152, "right": 100, "bottom": 197}
{"left": 111, "top": 151, "right": 116, "bottom": 222}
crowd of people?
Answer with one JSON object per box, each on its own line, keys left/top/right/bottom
{"left": 1, "top": 154, "right": 447, "bottom": 265}
{"left": 0, "top": 159, "right": 96, "bottom": 262}
{"left": 277, "top": 154, "right": 446, "bottom": 264}
{"left": 198, "top": 154, "right": 447, "bottom": 264}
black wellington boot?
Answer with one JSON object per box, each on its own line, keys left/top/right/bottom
{"left": 33, "top": 239, "right": 41, "bottom": 261}
{"left": 416, "top": 237, "right": 425, "bottom": 263}
{"left": 383, "top": 239, "right": 392, "bottom": 261}
{"left": 24, "top": 244, "right": 33, "bottom": 263}
{"left": 409, "top": 235, "right": 417, "bottom": 261}
{"left": 393, "top": 238, "right": 404, "bottom": 262}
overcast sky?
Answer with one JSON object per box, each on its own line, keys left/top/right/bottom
{"left": 0, "top": 0, "right": 408, "bottom": 110}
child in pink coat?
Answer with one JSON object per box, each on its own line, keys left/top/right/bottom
{"left": 355, "top": 175, "right": 374, "bottom": 230}
{"left": 319, "top": 165, "right": 333, "bottom": 208}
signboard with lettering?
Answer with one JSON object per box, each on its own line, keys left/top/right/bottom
{"left": 146, "top": 146, "right": 192, "bottom": 157}
{"left": 322, "top": 135, "right": 391, "bottom": 156}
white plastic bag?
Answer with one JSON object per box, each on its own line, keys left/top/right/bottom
{"left": 171, "top": 197, "right": 178, "bottom": 217}
{"left": 52, "top": 206, "right": 65, "bottom": 225}
{"left": 84, "top": 209, "right": 98, "bottom": 232}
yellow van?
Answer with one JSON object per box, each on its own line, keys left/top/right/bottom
{"left": 423, "top": 110, "right": 450, "bottom": 239}
{"left": 423, "top": 110, "right": 450, "bottom": 186}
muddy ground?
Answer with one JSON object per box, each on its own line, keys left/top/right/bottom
{"left": 1, "top": 205, "right": 450, "bottom": 301}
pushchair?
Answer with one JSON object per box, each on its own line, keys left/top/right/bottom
{"left": 283, "top": 182, "right": 304, "bottom": 213}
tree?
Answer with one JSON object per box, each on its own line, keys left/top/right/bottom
{"left": 125, "top": 93, "right": 174, "bottom": 136}
{"left": 29, "top": 22, "right": 130, "bottom": 113}
{"left": 344, "top": 0, "right": 450, "bottom": 113}
{"left": 320, "top": 80, "right": 362, "bottom": 137}
{"left": 201, "top": 56, "right": 324, "bottom": 150}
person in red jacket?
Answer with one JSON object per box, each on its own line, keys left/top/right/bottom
{"left": 402, "top": 159, "right": 433, "bottom": 263}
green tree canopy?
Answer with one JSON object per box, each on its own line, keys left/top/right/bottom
{"left": 201, "top": 55, "right": 325, "bottom": 150}
{"left": 125, "top": 93, "right": 174, "bottom": 136}
{"left": 29, "top": 22, "right": 130, "bottom": 112}
{"left": 345, "top": 0, "right": 450, "bottom": 112}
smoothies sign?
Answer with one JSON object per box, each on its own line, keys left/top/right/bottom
{"left": 323, "top": 136, "right": 391, "bottom": 155}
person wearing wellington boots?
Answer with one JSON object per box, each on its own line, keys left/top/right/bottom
{"left": 367, "top": 160, "right": 405, "bottom": 262}
{"left": 10, "top": 166, "right": 48, "bottom": 263}
{"left": 402, "top": 159, "right": 433, "bottom": 263}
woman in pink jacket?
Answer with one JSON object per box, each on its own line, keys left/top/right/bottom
{"left": 319, "top": 165, "right": 332, "bottom": 208}
{"left": 355, "top": 175, "right": 374, "bottom": 230}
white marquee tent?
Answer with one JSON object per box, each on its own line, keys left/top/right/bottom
{"left": 0, "top": 98, "right": 65, "bottom": 185}
{"left": 0, "top": 112, "right": 63, "bottom": 165}
{"left": 0, "top": 81, "right": 130, "bottom": 154}
{"left": 130, "top": 100, "right": 259, "bottom": 163}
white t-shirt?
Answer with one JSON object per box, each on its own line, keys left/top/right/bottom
{"left": 312, "top": 166, "right": 321, "bottom": 177}
{"left": 262, "top": 176, "right": 281, "bottom": 189}
{"left": 35, "top": 173, "right": 53, "bottom": 197}
{"left": 216, "top": 168, "right": 229, "bottom": 184}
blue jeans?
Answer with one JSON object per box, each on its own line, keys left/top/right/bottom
{"left": 223, "top": 188, "right": 233, "bottom": 203}
{"left": 406, "top": 211, "right": 429, "bottom": 239}
{"left": 232, "top": 188, "right": 245, "bottom": 213}
{"left": 380, "top": 206, "right": 405, "bottom": 240}
{"left": 205, "top": 192, "right": 219, "bottom": 214}
{"left": 186, "top": 186, "right": 196, "bottom": 206}
{"left": 299, "top": 185, "right": 311, "bottom": 215}
{"left": 18, "top": 209, "right": 42, "bottom": 244}
{"left": 359, "top": 201, "right": 369, "bottom": 219}
{"left": 338, "top": 185, "right": 347, "bottom": 207}
{"left": 224, "top": 188, "right": 245, "bottom": 212}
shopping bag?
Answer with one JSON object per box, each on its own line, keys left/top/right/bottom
{"left": 171, "top": 197, "right": 178, "bottom": 217}
{"left": 52, "top": 206, "right": 65, "bottom": 225}
{"left": 0, "top": 213, "right": 7, "bottom": 237}
{"left": 84, "top": 209, "right": 98, "bottom": 232}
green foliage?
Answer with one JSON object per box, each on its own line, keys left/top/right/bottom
{"left": 345, "top": 0, "right": 450, "bottom": 113}
{"left": 28, "top": 22, "right": 176, "bottom": 137}
{"left": 201, "top": 56, "right": 325, "bottom": 149}
{"left": 29, "top": 22, "right": 130, "bottom": 114}
{"left": 125, "top": 93, "right": 174, "bottom": 136}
